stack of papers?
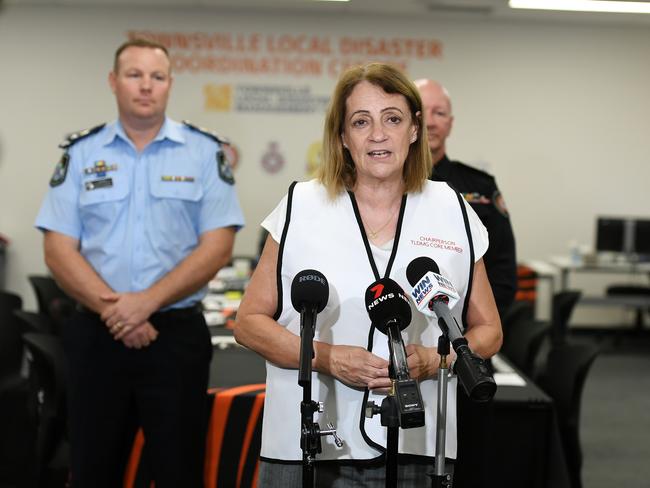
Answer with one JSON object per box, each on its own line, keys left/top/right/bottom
{"left": 491, "top": 354, "right": 527, "bottom": 387}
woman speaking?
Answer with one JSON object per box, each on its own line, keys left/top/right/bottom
{"left": 234, "top": 62, "right": 502, "bottom": 486}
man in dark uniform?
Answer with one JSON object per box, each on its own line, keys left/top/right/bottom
{"left": 414, "top": 78, "right": 516, "bottom": 317}
{"left": 415, "top": 78, "right": 517, "bottom": 487}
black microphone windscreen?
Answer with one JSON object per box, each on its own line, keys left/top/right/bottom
{"left": 291, "top": 269, "right": 329, "bottom": 313}
{"left": 406, "top": 256, "right": 440, "bottom": 286}
{"left": 365, "top": 278, "right": 412, "bottom": 333}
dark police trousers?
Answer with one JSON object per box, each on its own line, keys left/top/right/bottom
{"left": 62, "top": 306, "right": 212, "bottom": 488}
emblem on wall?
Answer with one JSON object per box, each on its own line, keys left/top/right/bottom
{"left": 260, "top": 142, "right": 285, "bottom": 174}
{"left": 204, "top": 84, "right": 233, "bottom": 112}
{"left": 223, "top": 143, "right": 240, "bottom": 171}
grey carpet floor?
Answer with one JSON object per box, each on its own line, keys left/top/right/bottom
{"left": 578, "top": 332, "right": 650, "bottom": 488}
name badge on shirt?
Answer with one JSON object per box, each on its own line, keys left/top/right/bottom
{"left": 85, "top": 178, "right": 113, "bottom": 191}
{"left": 161, "top": 175, "right": 195, "bottom": 183}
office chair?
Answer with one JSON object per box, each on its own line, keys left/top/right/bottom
{"left": 13, "top": 309, "right": 53, "bottom": 335}
{"left": 500, "top": 318, "right": 550, "bottom": 378}
{"left": 124, "top": 385, "right": 266, "bottom": 488}
{"left": 0, "top": 290, "right": 22, "bottom": 313}
{"left": 538, "top": 343, "right": 599, "bottom": 488}
{"left": 0, "top": 293, "right": 38, "bottom": 487}
{"left": 606, "top": 285, "right": 650, "bottom": 332}
{"left": 514, "top": 264, "right": 538, "bottom": 304}
{"left": 0, "top": 291, "right": 25, "bottom": 380}
{"left": 27, "top": 275, "right": 74, "bottom": 335}
{"left": 500, "top": 300, "right": 535, "bottom": 339}
{"left": 22, "top": 332, "right": 69, "bottom": 487}
{"left": 551, "top": 290, "right": 582, "bottom": 345}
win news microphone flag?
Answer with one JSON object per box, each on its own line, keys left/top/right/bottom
{"left": 406, "top": 257, "right": 496, "bottom": 403}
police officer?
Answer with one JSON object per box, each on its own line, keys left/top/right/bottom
{"left": 415, "top": 78, "right": 516, "bottom": 487}
{"left": 414, "top": 79, "right": 516, "bottom": 317}
{"left": 35, "top": 39, "right": 244, "bottom": 487}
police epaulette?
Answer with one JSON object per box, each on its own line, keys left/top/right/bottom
{"left": 182, "top": 120, "right": 230, "bottom": 145}
{"left": 58, "top": 123, "right": 106, "bottom": 150}
{"left": 454, "top": 160, "right": 495, "bottom": 182}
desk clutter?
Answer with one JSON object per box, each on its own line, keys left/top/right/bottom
{"left": 202, "top": 257, "right": 252, "bottom": 328}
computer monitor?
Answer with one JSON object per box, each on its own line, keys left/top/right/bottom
{"left": 596, "top": 217, "right": 626, "bottom": 253}
{"left": 633, "top": 219, "right": 650, "bottom": 256}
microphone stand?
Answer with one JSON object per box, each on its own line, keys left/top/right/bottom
{"left": 298, "top": 305, "right": 342, "bottom": 488}
{"left": 366, "top": 319, "right": 425, "bottom": 488}
{"left": 428, "top": 301, "right": 495, "bottom": 487}
{"left": 430, "top": 335, "right": 454, "bottom": 488}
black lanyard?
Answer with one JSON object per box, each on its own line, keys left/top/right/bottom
{"left": 347, "top": 191, "right": 408, "bottom": 281}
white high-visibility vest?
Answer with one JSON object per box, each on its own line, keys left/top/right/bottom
{"left": 260, "top": 179, "right": 488, "bottom": 462}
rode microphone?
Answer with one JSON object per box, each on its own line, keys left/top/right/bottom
{"left": 291, "top": 269, "right": 329, "bottom": 386}
{"left": 292, "top": 269, "right": 329, "bottom": 315}
{"left": 364, "top": 278, "right": 424, "bottom": 428}
{"left": 406, "top": 257, "right": 496, "bottom": 403}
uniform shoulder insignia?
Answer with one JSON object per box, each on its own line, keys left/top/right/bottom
{"left": 182, "top": 120, "right": 230, "bottom": 145}
{"left": 183, "top": 121, "right": 235, "bottom": 185}
{"left": 51, "top": 123, "right": 104, "bottom": 186}
{"left": 49, "top": 153, "right": 70, "bottom": 187}
{"left": 58, "top": 123, "right": 106, "bottom": 149}
{"left": 217, "top": 149, "right": 235, "bottom": 185}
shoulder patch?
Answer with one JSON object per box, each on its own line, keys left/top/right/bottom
{"left": 58, "top": 123, "right": 106, "bottom": 149}
{"left": 492, "top": 190, "right": 510, "bottom": 218}
{"left": 49, "top": 153, "right": 70, "bottom": 187}
{"left": 182, "top": 120, "right": 229, "bottom": 145}
{"left": 217, "top": 149, "right": 235, "bottom": 185}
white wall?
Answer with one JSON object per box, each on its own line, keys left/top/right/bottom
{"left": 1, "top": 5, "right": 648, "bottom": 319}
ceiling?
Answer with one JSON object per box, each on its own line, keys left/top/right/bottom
{"left": 4, "top": 0, "right": 650, "bottom": 26}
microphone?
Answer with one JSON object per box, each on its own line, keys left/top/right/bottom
{"left": 364, "top": 278, "right": 424, "bottom": 428}
{"left": 291, "top": 269, "right": 329, "bottom": 386}
{"left": 407, "top": 259, "right": 460, "bottom": 311}
{"left": 406, "top": 257, "right": 496, "bottom": 403}
{"left": 364, "top": 278, "right": 412, "bottom": 335}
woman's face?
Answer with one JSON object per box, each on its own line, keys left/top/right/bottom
{"left": 341, "top": 81, "right": 418, "bottom": 186}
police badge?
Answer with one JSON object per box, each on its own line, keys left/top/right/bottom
{"left": 50, "top": 153, "right": 70, "bottom": 187}
{"left": 217, "top": 149, "right": 235, "bottom": 185}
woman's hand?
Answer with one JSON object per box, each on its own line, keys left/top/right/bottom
{"left": 327, "top": 344, "right": 390, "bottom": 390}
{"left": 405, "top": 344, "right": 441, "bottom": 381}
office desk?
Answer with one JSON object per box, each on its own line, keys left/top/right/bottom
{"left": 490, "top": 355, "right": 571, "bottom": 488}
{"left": 549, "top": 256, "right": 650, "bottom": 291}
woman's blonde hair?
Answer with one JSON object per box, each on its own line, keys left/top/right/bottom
{"left": 318, "top": 62, "right": 432, "bottom": 198}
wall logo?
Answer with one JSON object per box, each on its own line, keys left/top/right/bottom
{"left": 223, "top": 143, "right": 240, "bottom": 171}
{"left": 203, "top": 84, "right": 233, "bottom": 111}
{"left": 261, "top": 142, "right": 285, "bottom": 174}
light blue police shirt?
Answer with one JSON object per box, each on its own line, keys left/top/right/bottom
{"left": 35, "top": 118, "right": 245, "bottom": 309}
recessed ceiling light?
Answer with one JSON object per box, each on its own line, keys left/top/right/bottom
{"left": 509, "top": 0, "right": 650, "bottom": 14}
